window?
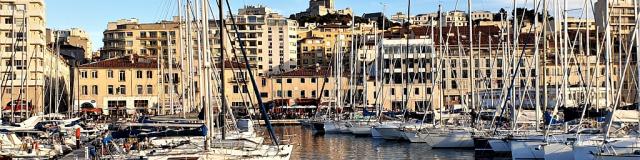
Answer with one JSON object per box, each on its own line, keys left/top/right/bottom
{"left": 301, "top": 90, "right": 306, "bottom": 98}
{"left": 414, "top": 88, "right": 420, "bottom": 95}
{"left": 118, "top": 85, "right": 126, "bottom": 94}
{"left": 107, "top": 85, "right": 114, "bottom": 95}
{"left": 147, "top": 85, "right": 153, "bottom": 94}
{"left": 137, "top": 85, "right": 143, "bottom": 95}
{"left": 80, "top": 71, "right": 87, "bottom": 78}
{"left": 81, "top": 85, "right": 88, "bottom": 95}
{"left": 311, "top": 90, "right": 316, "bottom": 97}
{"left": 276, "top": 79, "right": 282, "bottom": 83}
{"left": 119, "top": 70, "right": 125, "bottom": 81}
{"left": 134, "top": 100, "right": 149, "bottom": 109}
{"left": 91, "top": 85, "right": 98, "bottom": 95}
{"left": 311, "top": 78, "right": 316, "bottom": 83}
{"left": 136, "top": 70, "right": 143, "bottom": 78}
{"left": 391, "top": 88, "right": 395, "bottom": 95}
{"left": 146, "top": 71, "right": 153, "bottom": 78}
{"left": 286, "top": 78, "right": 292, "bottom": 83}
{"left": 324, "top": 90, "right": 329, "bottom": 97}
{"left": 15, "top": 4, "right": 25, "bottom": 11}
{"left": 287, "top": 90, "right": 292, "bottom": 97}
{"left": 91, "top": 71, "right": 98, "bottom": 78}
{"left": 233, "top": 85, "right": 239, "bottom": 93}
{"left": 300, "top": 78, "right": 305, "bottom": 83}
{"left": 107, "top": 70, "right": 113, "bottom": 78}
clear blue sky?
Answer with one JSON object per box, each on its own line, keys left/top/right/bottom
{"left": 46, "top": 0, "right": 587, "bottom": 51}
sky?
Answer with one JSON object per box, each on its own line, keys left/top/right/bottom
{"left": 46, "top": 0, "right": 591, "bottom": 51}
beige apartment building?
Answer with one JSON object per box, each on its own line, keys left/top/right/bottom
{"left": 594, "top": 0, "right": 639, "bottom": 103}
{"left": 75, "top": 55, "right": 186, "bottom": 116}
{"left": 595, "top": 0, "right": 638, "bottom": 36}
{"left": 47, "top": 28, "right": 93, "bottom": 60}
{"left": 225, "top": 5, "right": 298, "bottom": 75}
{"left": 101, "top": 18, "right": 180, "bottom": 61}
{"left": 297, "top": 24, "right": 352, "bottom": 67}
{"left": 0, "top": 0, "right": 71, "bottom": 121}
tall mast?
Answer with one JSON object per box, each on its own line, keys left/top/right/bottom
{"left": 177, "top": 0, "right": 187, "bottom": 118}
{"left": 533, "top": 0, "right": 541, "bottom": 131}
{"left": 350, "top": 12, "right": 355, "bottom": 109}
{"left": 438, "top": 4, "right": 444, "bottom": 126}
{"left": 467, "top": 0, "right": 475, "bottom": 112}
{"left": 603, "top": 0, "right": 612, "bottom": 139}
{"left": 214, "top": 0, "right": 225, "bottom": 140}
{"left": 168, "top": 31, "right": 175, "bottom": 115}
{"left": 634, "top": 0, "right": 639, "bottom": 133}
{"left": 199, "top": 0, "right": 212, "bottom": 148}
{"left": 403, "top": 0, "right": 410, "bottom": 116}
{"left": 542, "top": 0, "right": 548, "bottom": 126}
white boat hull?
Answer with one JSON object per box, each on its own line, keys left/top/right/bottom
{"left": 373, "top": 127, "right": 405, "bottom": 140}
{"left": 348, "top": 126, "right": 371, "bottom": 135}
{"left": 543, "top": 143, "right": 574, "bottom": 160}
{"left": 510, "top": 141, "right": 544, "bottom": 159}
{"left": 423, "top": 132, "right": 474, "bottom": 148}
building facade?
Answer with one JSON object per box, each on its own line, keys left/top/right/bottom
{"left": 75, "top": 55, "right": 186, "bottom": 116}
{"left": 0, "top": 0, "right": 70, "bottom": 121}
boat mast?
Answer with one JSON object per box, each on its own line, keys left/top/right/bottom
{"left": 533, "top": 0, "right": 541, "bottom": 131}
{"left": 604, "top": 0, "right": 612, "bottom": 120}
{"left": 634, "top": 0, "right": 639, "bottom": 134}
{"left": 177, "top": 0, "right": 187, "bottom": 117}
{"left": 212, "top": 0, "right": 225, "bottom": 140}
{"left": 350, "top": 14, "right": 355, "bottom": 110}
{"left": 542, "top": 0, "right": 548, "bottom": 128}
{"left": 467, "top": 0, "right": 475, "bottom": 112}
{"left": 168, "top": 29, "right": 175, "bottom": 115}
{"left": 402, "top": 0, "right": 410, "bottom": 118}
{"left": 438, "top": 4, "right": 444, "bottom": 127}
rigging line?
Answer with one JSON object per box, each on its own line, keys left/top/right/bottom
{"left": 223, "top": 0, "right": 280, "bottom": 146}
{"left": 492, "top": 2, "right": 543, "bottom": 133}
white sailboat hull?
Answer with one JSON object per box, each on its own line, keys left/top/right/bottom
{"left": 488, "top": 139, "right": 511, "bottom": 152}
{"left": 510, "top": 141, "right": 545, "bottom": 160}
{"left": 373, "top": 125, "right": 405, "bottom": 140}
{"left": 543, "top": 143, "right": 574, "bottom": 160}
{"left": 424, "top": 132, "right": 474, "bottom": 148}
{"left": 348, "top": 126, "right": 371, "bottom": 135}
{"left": 371, "top": 126, "right": 383, "bottom": 138}
{"left": 323, "top": 121, "right": 340, "bottom": 133}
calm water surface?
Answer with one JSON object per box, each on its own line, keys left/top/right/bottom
{"left": 266, "top": 126, "right": 474, "bottom": 160}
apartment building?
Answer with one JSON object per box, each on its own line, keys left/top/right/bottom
{"left": 595, "top": 0, "right": 638, "bottom": 36}
{"left": 75, "top": 55, "right": 186, "bottom": 116}
{"left": 0, "top": 0, "right": 71, "bottom": 121}
{"left": 446, "top": 10, "right": 468, "bottom": 27}
{"left": 101, "top": 18, "right": 180, "bottom": 61}
{"left": 47, "top": 28, "right": 93, "bottom": 61}
{"left": 298, "top": 24, "right": 351, "bottom": 67}
{"left": 225, "top": 5, "right": 298, "bottom": 75}
{"left": 375, "top": 38, "right": 442, "bottom": 111}
{"left": 471, "top": 11, "right": 493, "bottom": 21}
{"left": 594, "top": 0, "right": 639, "bottom": 103}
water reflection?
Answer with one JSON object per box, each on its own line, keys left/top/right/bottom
{"left": 264, "top": 126, "right": 474, "bottom": 160}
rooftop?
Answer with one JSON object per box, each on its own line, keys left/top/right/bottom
{"left": 79, "top": 54, "right": 157, "bottom": 68}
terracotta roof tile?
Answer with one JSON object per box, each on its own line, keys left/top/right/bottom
{"left": 273, "top": 68, "right": 330, "bottom": 77}
{"left": 79, "top": 55, "right": 157, "bottom": 68}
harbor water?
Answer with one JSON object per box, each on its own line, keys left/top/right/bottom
{"left": 267, "top": 126, "right": 475, "bottom": 160}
